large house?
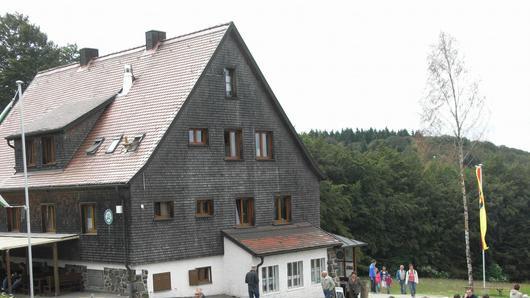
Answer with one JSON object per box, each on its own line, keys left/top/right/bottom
{"left": 0, "top": 23, "right": 361, "bottom": 297}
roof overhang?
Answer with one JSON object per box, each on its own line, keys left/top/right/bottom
{"left": 331, "top": 233, "right": 368, "bottom": 248}
{"left": 5, "top": 93, "right": 117, "bottom": 140}
{"left": 0, "top": 233, "right": 79, "bottom": 250}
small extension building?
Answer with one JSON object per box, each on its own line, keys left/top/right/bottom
{"left": 0, "top": 23, "right": 361, "bottom": 297}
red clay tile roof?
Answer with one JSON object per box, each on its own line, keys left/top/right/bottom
{"left": 222, "top": 223, "right": 341, "bottom": 256}
{"left": 0, "top": 23, "right": 230, "bottom": 190}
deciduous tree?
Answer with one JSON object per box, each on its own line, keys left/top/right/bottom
{"left": 421, "top": 32, "right": 487, "bottom": 286}
{"left": 0, "top": 12, "right": 78, "bottom": 110}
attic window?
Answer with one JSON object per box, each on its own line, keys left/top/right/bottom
{"left": 86, "top": 137, "right": 105, "bottom": 155}
{"left": 106, "top": 136, "right": 122, "bottom": 154}
{"left": 224, "top": 68, "right": 236, "bottom": 97}
{"left": 125, "top": 134, "right": 145, "bottom": 152}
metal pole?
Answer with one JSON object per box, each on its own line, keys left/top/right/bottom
{"left": 17, "top": 80, "right": 34, "bottom": 298}
{"left": 482, "top": 250, "right": 486, "bottom": 289}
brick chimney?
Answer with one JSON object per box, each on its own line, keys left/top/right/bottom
{"left": 79, "top": 48, "right": 99, "bottom": 66}
{"left": 145, "top": 30, "right": 166, "bottom": 50}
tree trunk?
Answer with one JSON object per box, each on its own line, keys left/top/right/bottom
{"left": 459, "top": 142, "right": 473, "bottom": 286}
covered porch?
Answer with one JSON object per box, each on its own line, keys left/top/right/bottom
{"left": 328, "top": 233, "right": 367, "bottom": 297}
{"left": 0, "top": 233, "right": 79, "bottom": 296}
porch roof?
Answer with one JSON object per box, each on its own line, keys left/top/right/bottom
{"left": 222, "top": 222, "right": 341, "bottom": 257}
{"left": 331, "top": 233, "right": 367, "bottom": 248}
{"left": 0, "top": 232, "right": 79, "bottom": 250}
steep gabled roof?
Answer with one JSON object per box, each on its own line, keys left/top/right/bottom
{"left": 0, "top": 22, "right": 323, "bottom": 190}
{"left": 227, "top": 26, "right": 324, "bottom": 179}
{"left": 0, "top": 23, "right": 230, "bottom": 190}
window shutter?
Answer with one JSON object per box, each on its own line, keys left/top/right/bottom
{"left": 153, "top": 272, "right": 171, "bottom": 292}
{"left": 188, "top": 269, "right": 199, "bottom": 286}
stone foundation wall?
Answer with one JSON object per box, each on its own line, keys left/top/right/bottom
{"left": 102, "top": 267, "right": 148, "bottom": 297}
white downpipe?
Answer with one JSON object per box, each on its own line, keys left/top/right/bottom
{"left": 17, "top": 80, "right": 34, "bottom": 298}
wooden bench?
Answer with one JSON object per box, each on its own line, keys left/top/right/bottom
{"left": 44, "top": 272, "right": 83, "bottom": 295}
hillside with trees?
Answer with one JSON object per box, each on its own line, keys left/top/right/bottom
{"left": 301, "top": 128, "right": 530, "bottom": 281}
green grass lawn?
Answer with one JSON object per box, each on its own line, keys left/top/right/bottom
{"left": 383, "top": 278, "right": 530, "bottom": 297}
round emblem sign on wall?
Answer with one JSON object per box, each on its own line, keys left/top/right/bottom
{"left": 104, "top": 209, "right": 113, "bottom": 225}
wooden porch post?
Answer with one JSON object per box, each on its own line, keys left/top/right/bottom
{"left": 53, "top": 243, "right": 60, "bottom": 296}
{"left": 6, "top": 249, "right": 12, "bottom": 292}
{"left": 353, "top": 247, "right": 357, "bottom": 272}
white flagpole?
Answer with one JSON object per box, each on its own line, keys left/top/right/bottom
{"left": 17, "top": 80, "right": 34, "bottom": 298}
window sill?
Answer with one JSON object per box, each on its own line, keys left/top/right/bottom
{"left": 287, "top": 286, "right": 304, "bottom": 291}
{"left": 224, "top": 157, "right": 243, "bottom": 161}
{"left": 225, "top": 96, "right": 239, "bottom": 100}
{"left": 154, "top": 217, "right": 173, "bottom": 222}
{"left": 42, "top": 162, "right": 57, "bottom": 166}
{"left": 188, "top": 143, "right": 208, "bottom": 147}
{"left": 82, "top": 232, "right": 98, "bottom": 236}
{"left": 272, "top": 221, "right": 292, "bottom": 226}
{"left": 195, "top": 214, "right": 213, "bottom": 218}
{"left": 256, "top": 157, "right": 275, "bottom": 161}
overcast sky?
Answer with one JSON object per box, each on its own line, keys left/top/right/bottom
{"left": 2, "top": 0, "right": 530, "bottom": 152}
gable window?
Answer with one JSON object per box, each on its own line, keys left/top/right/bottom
{"left": 274, "top": 195, "right": 291, "bottom": 224}
{"left": 7, "top": 208, "right": 21, "bottom": 232}
{"left": 261, "top": 265, "right": 279, "bottom": 293}
{"left": 41, "top": 204, "right": 56, "bottom": 233}
{"left": 42, "top": 136, "right": 56, "bottom": 165}
{"left": 25, "top": 139, "right": 37, "bottom": 167}
{"left": 81, "top": 204, "right": 96, "bottom": 234}
{"left": 125, "top": 134, "right": 144, "bottom": 152}
{"left": 235, "top": 198, "right": 254, "bottom": 227}
{"left": 86, "top": 137, "right": 105, "bottom": 155}
{"left": 188, "top": 128, "right": 208, "bottom": 146}
{"left": 153, "top": 272, "right": 171, "bottom": 292}
{"left": 154, "top": 201, "right": 173, "bottom": 220}
{"left": 106, "top": 136, "right": 122, "bottom": 154}
{"left": 224, "top": 68, "right": 236, "bottom": 97}
{"left": 255, "top": 131, "right": 273, "bottom": 159}
{"left": 287, "top": 261, "right": 304, "bottom": 289}
{"left": 189, "top": 266, "right": 212, "bottom": 286}
{"left": 311, "top": 258, "right": 326, "bottom": 284}
{"left": 224, "top": 129, "right": 242, "bottom": 160}
{"left": 196, "top": 199, "right": 214, "bottom": 217}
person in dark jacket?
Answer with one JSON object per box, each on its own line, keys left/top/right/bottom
{"left": 245, "top": 266, "right": 260, "bottom": 298}
{"left": 348, "top": 272, "right": 362, "bottom": 298}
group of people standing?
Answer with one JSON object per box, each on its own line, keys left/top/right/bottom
{"left": 369, "top": 260, "right": 419, "bottom": 297}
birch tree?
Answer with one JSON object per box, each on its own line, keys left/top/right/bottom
{"left": 421, "top": 32, "right": 487, "bottom": 286}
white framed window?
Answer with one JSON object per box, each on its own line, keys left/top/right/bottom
{"left": 287, "top": 261, "right": 303, "bottom": 289}
{"left": 224, "top": 68, "right": 236, "bottom": 97}
{"left": 311, "top": 258, "right": 326, "bottom": 284}
{"left": 261, "top": 265, "right": 279, "bottom": 293}
{"left": 255, "top": 131, "right": 273, "bottom": 159}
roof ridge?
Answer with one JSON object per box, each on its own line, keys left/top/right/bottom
{"left": 36, "top": 22, "right": 232, "bottom": 77}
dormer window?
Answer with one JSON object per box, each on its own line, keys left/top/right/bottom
{"left": 224, "top": 68, "right": 236, "bottom": 98}
{"left": 86, "top": 137, "right": 105, "bottom": 155}
{"left": 42, "top": 136, "right": 56, "bottom": 165}
{"left": 125, "top": 134, "right": 144, "bottom": 152}
{"left": 25, "top": 139, "right": 37, "bottom": 167}
{"left": 106, "top": 136, "right": 122, "bottom": 154}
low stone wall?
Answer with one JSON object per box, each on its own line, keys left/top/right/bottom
{"left": 103, "top": 267, "right": 148, "bottom": 297}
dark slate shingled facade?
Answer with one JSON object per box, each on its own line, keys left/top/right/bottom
{"left": 0, "top": 23, "right": 323, "bottom": 269}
